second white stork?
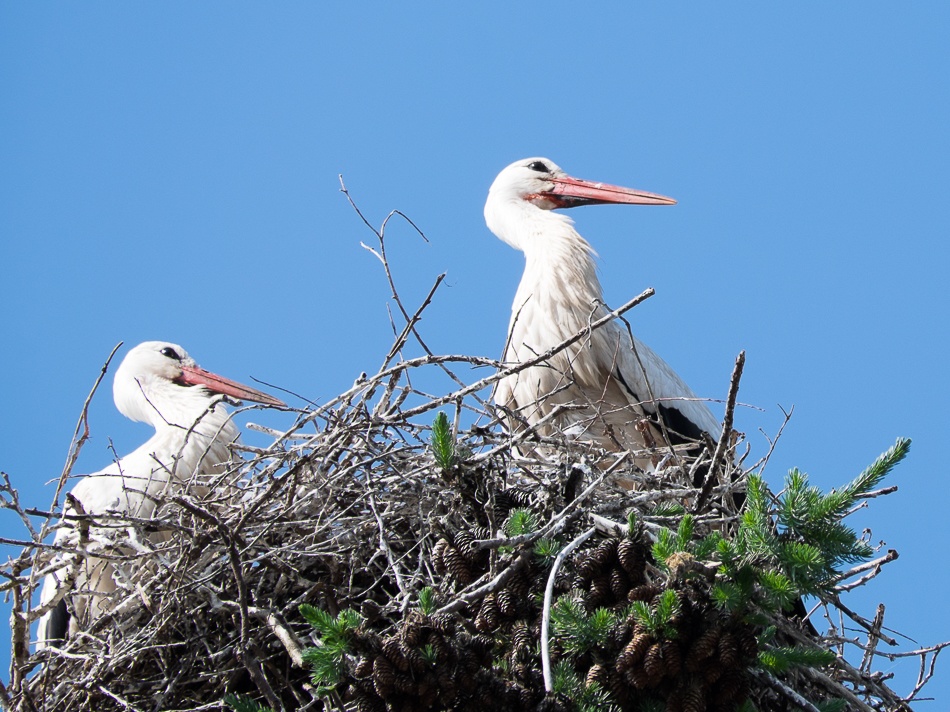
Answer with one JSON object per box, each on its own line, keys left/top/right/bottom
{"left": 37, "top": 340, "right": 285, "bottom": 648}
{"left": 485, "top": 157, "right": 720, "bottom": 467}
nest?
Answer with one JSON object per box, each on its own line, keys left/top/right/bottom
{"left": 1, "top": 204, "right": 943, "bottom": 712}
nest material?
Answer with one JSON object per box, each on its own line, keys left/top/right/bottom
{"left": 2, "top": 206, "right": 939, "bottom": 712}
{"left": 0, "top": 352, "right": 926, "bottom": 712}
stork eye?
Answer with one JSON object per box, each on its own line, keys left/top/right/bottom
{"left": 527, "top": 161, "right": 549, "bottom": 173}
{"left": 160, "top": 347, "right": 182, "bottom": 361}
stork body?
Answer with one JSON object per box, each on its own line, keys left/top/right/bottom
{"left": 37, "top": 341, "right": 284, "bottom": 648}
{"left": 485, "top": 158, "right": 719, "bottom": 463}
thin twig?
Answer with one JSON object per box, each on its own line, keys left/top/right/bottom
{"left": 541, "top": 527, "right": 596, "bottom": 692}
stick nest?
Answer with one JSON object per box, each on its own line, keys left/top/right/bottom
{"left": 2, "top": 202, "right": 941, "bottom": 712}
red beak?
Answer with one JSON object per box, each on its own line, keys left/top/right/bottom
{"left": 546, "top": 175, "right": 676, "bottom": 209}
{"left": 177, "top": 365, "right": 286, "bottom": 407}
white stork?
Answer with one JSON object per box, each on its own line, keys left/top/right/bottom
{"left": 485, "top": 157, "right": 720, "bottom": 467}
{"left": 37, "top": 340, "right": 285, "bottom": 648}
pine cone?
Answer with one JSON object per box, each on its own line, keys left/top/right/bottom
{"left": 474, "top": 593, "right": 500, "bottom": 632}
{"left": 579, "top": 665, "right": 605, "bottom": 691}
{"left": 432, "top": 538, "right": 450, "bottom": 574}
{"left": 382, "top": 636, "right": 410, "bottom": 672}
{"left": 373, "top": 656, "right": 396, "bottom": 697}
{"left": 497, "top": 585, "right": 517, "bottom": 617}
{"left": 627, "top": 584, "right": 661, "bottom": 603}
{"left": 703, "top": 659, "right": 723, "bottom": 685}
{"left": 609, "top": 567, "right": 630, "bottom": 600}
{"left": 617, "top": 631, "right": 653, "bottom": 671}
{"left": 682, "top": 682, "right": 705, "bottom": 712}
{"left": 453, "top": 530, "right": 477, "bottom": 561}
{"left": 512, "top": 620, "right": 534, "bottom": 653}
{"left": 354, "top": 656, "right": 374, "bottom": 678}
{"left": 441, "top": 544, "right": 473, "bottom": 584}
{"left": 576, "top": 551, "right": 602, "bottom": 579}
{"left": 617, "top": 537, "right": 644, "bottom": 578}
{"left": 508, "top": 571, "right": 530, "bottom": 598}
{"left": 587, "top": 574, "right": 611, "bottom": 607}
{"left": 405, "top": 645, "right": 427, "bottom": 673}
{"left": 436, "top": 668, "right": 458, "bottom": 702}
{"left": 428, "top": 612, "right": 456, "bottom": 635}
{"left": 625, "top": 666, "right": 654, "bottom": 690}
{"left": 606, "top": 669, "right": 630, "bottom": 702}
{"left": 353, "top": 687, "right": 387, "bottom": 712}
{"left": 469, "top": 633, "right": 495, "bottom": 664}
{"left": 661, "top": 638, "right": 682, "bottom": 677}
{"left": 392, "top": 670, "right": 417, "bottom": 695}
{"left": 736, "top": 624, "right": 758, "bottom": 660}
{"left": 713, "top": 669, "right": 745, "bottom": 707}
{"left": 592, "top": 539, "right": 618, "bottom": 567}
{"left": 686, "top": 627, "right": 721, "bottom": 670}
{"left": 718, "top": 629, "right": 738, "bottom": 669}
{"left": 402, "top": 618, "right": 423, "bottom": 647}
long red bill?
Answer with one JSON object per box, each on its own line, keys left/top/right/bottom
{"left": 547, "top": 175, "right": 676, "bottom": 208}
{"left": 177, "top": 365, "right": 286, "bottom": 407}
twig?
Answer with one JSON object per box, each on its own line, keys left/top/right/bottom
{"left": 747, "top": 668, "right": 822, "bottom": 712}
{"left": 694, "top": 350, "right": 744, "bottom": 513}
{"left": 541, "top": 526, "right": 596, "bottom": 692}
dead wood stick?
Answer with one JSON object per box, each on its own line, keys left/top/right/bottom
{"left": 695, "top": 350, "right": 744, "bottom": 513}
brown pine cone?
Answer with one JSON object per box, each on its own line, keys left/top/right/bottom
{"left": 718, "top": 629, "right": 738, "bottom": 668}
{"left": 354, "top": 656, "right": 374, "bottom": 678}
{"left": 442, "top": 544, "right": 473, "bottom": 584}
{"left": 686, "top": 627, "right": 721, "bottom": 670}
{"left": 609, "top": 567, "right": 631, "bottom": 600}
{"left": 627, "top": 584, "right": 661, "bottom": 603}
{"left": 372, "top": 656, "right": 396, "bottom": 697}
{"left": 681, "top": 682, "right": 705, "bottom": 712}
{"left": 432, "top": 538, "right": 450, "bottom": 574}
{"left": 585, "top": 663, "right": 608, "bottom": 688}
{"left": 617, "top": 537, "right": 645, "bottom": 578}
{"left": 661, "top": 638, "right": 682, "bottom": 677}
{"left": 381, "top": 636, "right": 410, "bottom": 672}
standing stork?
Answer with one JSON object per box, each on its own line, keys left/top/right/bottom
{"left": 37, "top": 341, "right": 285, "bottom": 648}
{"left": 485, "top": 157, "right": 720, "bottom": 467}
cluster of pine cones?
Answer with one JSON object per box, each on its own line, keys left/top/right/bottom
{"left": 334, "top": 488, "right": 760, "bottom": 712}
{"left": 344, "top": 611, "right": 536, "bottom": 712}
{"left": 567, "top": 535, "right": 759, "bottom": 711}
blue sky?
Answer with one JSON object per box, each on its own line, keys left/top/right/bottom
{"left": 2, "top": 3, "right": 949, "bottom": 704}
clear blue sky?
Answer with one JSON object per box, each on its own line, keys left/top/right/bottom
{"left": 2, "top": 3, "right": 948, "bottom": 704}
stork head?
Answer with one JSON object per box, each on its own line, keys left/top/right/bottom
{"left": 112, "top": 341, "right": 285, "bottom": 428}
{"left": 484, "top": 157, "right": 676, "bottom": 250}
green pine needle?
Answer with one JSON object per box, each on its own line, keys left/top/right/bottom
{"left": 650, "top": 501, "right": 686, "bottom": 517}
{"left": 224, "top": 694, "right": 276, "bottom": 712}
{"left": 533, "top": 537, "right": 560, "bottom": 560}
{"left": 550, "top": 661, "right": 620, "bottom": 712}
{"left": 757, "top": 570, "right": 798, "bottom": 611}
{"left": 675, "top": 514, "right": 694, "bottom": 551}
{"left": 420, "top": 643, "right": 438, "bottom": 664}
{"left": 694, "top": 531, "right": 723, "bottom": 560}
{"left": 651, "top": 528, "right": 677, "bottom": 568}
{"left": 299, "top": 606, "right": 363, "bottom": 690}
{"left": 505, "top": 508, "right": 538, "bottom": 536}
{"left": 418, "top": 586, "right": 436, "bottom": 615}
{"left": 551, "top": 597, "right": 618, "bottom": 656}
{"left": 626, "top": 511, "right": 638, "bottom": 535}
{"left": 629, "top": 590, "right": 680, "bottom": 638}
{"left": 430, "top": 411, "right": 456, "bottom": 470}
{"left": 758, "top": 645, "right": 836, "bottom": 674}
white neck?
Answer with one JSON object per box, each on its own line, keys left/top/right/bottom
{"left": 496, "top": 205, "right": 604, "bottom": 320}
{"left": 115, "top": 377, "right": 241, "bottom": 488}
